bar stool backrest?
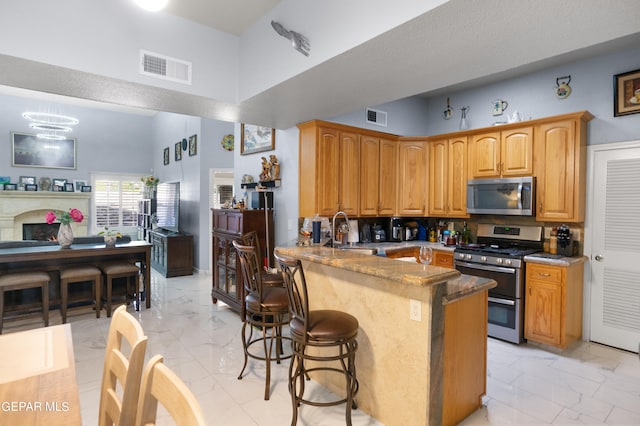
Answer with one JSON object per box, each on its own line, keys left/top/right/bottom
{"left": 274, "top": 253, "right": 309, "bottom": 341}
{"left": 232, "top": 241, "right": 263, "bottom": 300}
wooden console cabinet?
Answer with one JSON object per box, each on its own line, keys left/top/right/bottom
{"left": 150, "top": 230, "right": 193, "bottom": 277}
{"left": 211, "top": 208, "right": 274, "bottom": 313}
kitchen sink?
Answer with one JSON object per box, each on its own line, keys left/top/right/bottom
{"left": 324, "top": 240, "right": 377, "bottom": 255}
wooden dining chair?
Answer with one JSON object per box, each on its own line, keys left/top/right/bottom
{"left": 99, "top": 305, "right": 148, "bottom": 426}
{"left": 135, "top": 354, "right": 206, "bottom": 426}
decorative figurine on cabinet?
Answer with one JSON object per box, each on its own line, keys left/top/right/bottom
{"left": 270, "top": 155, "right": 280, "bottom": 180}
{"left": 260, "top": 157, "right": 271, "bottom": 181}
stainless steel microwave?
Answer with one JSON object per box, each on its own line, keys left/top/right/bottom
{"left": 467, "top": 177, "right": 535, "bottom": 216}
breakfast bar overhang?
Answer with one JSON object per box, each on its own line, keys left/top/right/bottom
{"left": 274, "top": 245, "right": 496, "bottom": 425}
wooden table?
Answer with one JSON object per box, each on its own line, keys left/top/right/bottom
{"left": 0, "top": 241, "right": 152, "bottom": 309}
{"left": 0, "top": 324, "right": 82, "bottom": 425}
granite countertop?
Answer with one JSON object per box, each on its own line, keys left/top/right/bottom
{"left": 524, "top": 253, "right": 588, "bottom": 266}
{"left": 275, "top": 245, "right": 496, "bottom": 304}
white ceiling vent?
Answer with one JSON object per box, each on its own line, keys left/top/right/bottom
{"left": 366, "top": 108, "right": 387, "bottom": 127}
{"left": 140, "top": 50, "right": 192, "bottom": 85}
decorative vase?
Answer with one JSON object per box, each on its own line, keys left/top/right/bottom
{"left": 104, "top": 235, "right": 117, "bottom": 247}
{"left": 144, "top": 187, "right": 155, "bottom": 199}
{"left": 57, "top": 223, "right": 74, "bottom": 248}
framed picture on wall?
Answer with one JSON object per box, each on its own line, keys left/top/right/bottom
{"left": 64, "top": 183, "right": 74, "bottom": 192}
{"left": 73, "top": 179, "right": 87, "bottom": 191}
{"left": 175, "top": 142, "right": 182, "bottom": 161}
{"left": 11, "top": 132, "right": 77, "bottom": 169}
{"left": 614, "top": 68, "right": 640, "bottom": 117}
{"left": 188, "top": 134, "right": 197, "bottom": 156}
{"left": 163, "top": 147, "right": 170, "bottom": 165}
{"left": 240, "top": 124, "right": 275, "bottom": 155}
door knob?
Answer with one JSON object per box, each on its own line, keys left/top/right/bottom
{"left": 594, "top": 254, "right": 604, "bottom": 261}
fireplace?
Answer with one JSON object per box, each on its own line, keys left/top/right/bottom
{"left": 23, "top": 223, "right": 60, "bottom": 241}
{"left": 0, "top": 192, "right": 90, "bottom": 240}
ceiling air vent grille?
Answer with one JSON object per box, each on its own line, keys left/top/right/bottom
{"left": 140, "top": 50, "right": 192, "bottom": 85}
{"left": 366, "top": 108, "right": 387, "bottom": 127}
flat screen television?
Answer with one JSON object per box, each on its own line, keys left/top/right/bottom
{"left": 155, "top": 182, "right": 180, "bottom": 233}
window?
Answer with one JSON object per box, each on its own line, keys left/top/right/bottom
{"left": 91, "top": 173, "right": 143, "bottom": 235}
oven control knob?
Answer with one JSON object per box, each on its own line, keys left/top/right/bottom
{"left": 505, "top": 259, "right": 512, "bottom": 266}
{"left": 466, "top": 254, "right": 472, "bottom": 260}
{"left": 480, "top": 256, "right": 487, "bottom": 262}
{"left": 458, "top": 253, "right": 465, "bottom": 259}
{"left": 496, "top": 258, "right": 503, "bottom": 264}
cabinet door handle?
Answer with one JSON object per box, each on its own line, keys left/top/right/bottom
{"left": 594, "top": 255, "right": 604, "bottom": 262}
{"left": 538, "top": 272, "right": 551, "bottom": 277}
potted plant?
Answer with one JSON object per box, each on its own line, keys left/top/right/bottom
{"left": 98, "top": 226, "right": 122, "bottom": 247}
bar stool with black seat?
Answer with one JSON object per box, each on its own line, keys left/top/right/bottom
{"left": 275, "top": 253, "right": 359, "bottom": 426}
{"left": 240, "top": 230, "right": 284, "bottom": 288}
{"left": 232, "top": 240, "right": 291, "bottom": 400}
{"left": 59, "top": 265, "right": 103, "bottom": 323}
{"left": 100, "top": 262, "right": 140, "bottom": 317}
{"left": 0, "top": 271, "right": 50, "bottom": 334}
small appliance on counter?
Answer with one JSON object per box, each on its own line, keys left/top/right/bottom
{"left": 556, "top": 224, "right": 573, "bottom": 256}
{"left": 389, "top": 217, "right": 403, "bottom": 242}
{"left": 373, "top": 224, "right": 386, "bottom": 242}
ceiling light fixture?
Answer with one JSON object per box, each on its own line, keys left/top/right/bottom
{"left": 22, "top": 112, "right": 79, "bottom": 126}
{"left": 271, "top": 21, "right": 310, "bottom": 57}
{"left": 29, "top": 123, "right": 73, "bottom": 133}
{"left": 134, "top": 0, "right": 169, "bottom": 12}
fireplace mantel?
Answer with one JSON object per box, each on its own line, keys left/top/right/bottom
{"left": 0, "top": 191, "right": 90, "bottom": 240}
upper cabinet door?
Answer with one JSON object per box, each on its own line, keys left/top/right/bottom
{"left": 535, "top": 119, "right": 578, "bottom": 221}
{"left": 469, "top": 132, "right": 500, "bottom": 178}
{"left": 501, "top": 126, "right": 533, "bottom": 176}
{"left": 339, "top": 131, "right": 360, "bottom": 216}
{"left": 359, "top": 135, "right": 380, "bottom": 216}
{"left": 316, "top": 127, "right": 341, "bottom": 216}
{"left": 378, "top": 139, "right": 397, "bottom": 216}
{"left": 428, "top": 139, "right": 448, "bottom": 216}
{"left": 447, "top": 136, "right": 468, "bottom": 217}
{"left": 397, "top": 140, "right": 428, "bottom": 216}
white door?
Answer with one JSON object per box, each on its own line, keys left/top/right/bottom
{"left": 587, "top": 141, "right": 640, "bottom": 353}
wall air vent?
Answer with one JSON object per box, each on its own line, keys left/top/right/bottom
{"left": 366, "top": 108, "right": 387, "bottom": 127}
{"left": 140, "top": 50, "right": 192, "bottom": 85}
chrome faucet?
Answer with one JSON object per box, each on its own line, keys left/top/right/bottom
{"left": 331, "top": 211, "right": 350, "bottom": 247}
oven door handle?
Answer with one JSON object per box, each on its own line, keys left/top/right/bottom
{"left": 455, "top": 261, "right": 516, "bottom": 275}
{"left": 488, "top": 296, "right": 516, "bottom": 306}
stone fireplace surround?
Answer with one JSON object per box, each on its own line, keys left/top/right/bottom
{"left": 0, "top": 192, "right": 90, "bottom": 240}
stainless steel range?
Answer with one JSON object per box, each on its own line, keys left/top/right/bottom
{"left": 454, "top": 223, "right": 543, "bottom": 344}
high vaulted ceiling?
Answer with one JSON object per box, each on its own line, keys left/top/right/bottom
{"left": 1, "top": 1, "right": 640, "bottom": 129}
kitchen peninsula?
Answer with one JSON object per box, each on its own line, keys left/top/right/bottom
{"left": 274, "top": 245, "right": 496, "bottom": 425}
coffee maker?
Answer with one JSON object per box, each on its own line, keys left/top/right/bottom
{"left": 389, "top": 217, "right": 403, "bottom": 242}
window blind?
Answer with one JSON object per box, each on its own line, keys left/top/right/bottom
{"left": 91, "top": 174, "right": 144, "bottom": 234}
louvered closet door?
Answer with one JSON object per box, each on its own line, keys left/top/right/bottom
{"left": 589, "top": 142, "right": 640, "bottom": 353}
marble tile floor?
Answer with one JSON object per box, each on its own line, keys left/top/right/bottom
{"left": 4, "top": 270, "right": 639, "bottom": 425}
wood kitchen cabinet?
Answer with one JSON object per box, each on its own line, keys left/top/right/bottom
{"left": 211, "top": 208, "right": 274, "bottom": 313}
{"left": 429, "top": 136, "right": 468, "bottom": 217}
{"left": 359, "top": 136, "right": 396, "bottom": 216}
{"left": 396, "top": 138, "right": 429, "bottom": 216}
{"left": 298, "top": 121, "right": 362, "bottom": 217}
{"left": 534, "top": 112, "right": 593, "bottom": 222}
{"left": 433, "top": 249, "right": 454, "bottom": 269}
{"left": 468, "top": 126, "right": 533, "bottom": 178}
{"left": 524, "top": 261, "right": 584, "bottom": 348}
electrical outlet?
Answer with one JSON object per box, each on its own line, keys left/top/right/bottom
{"left": 572, "top": 229, "right": 581, "bottom": 241}
{"left": 410, "top": 299, "right": 421, "bottom": 321}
